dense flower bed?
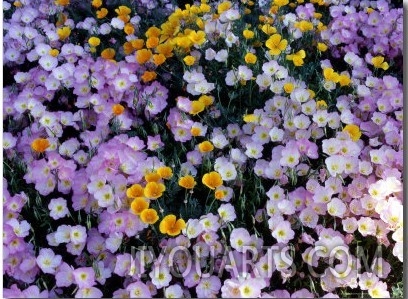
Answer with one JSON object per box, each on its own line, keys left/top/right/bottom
{"left": 3, "top": 0, "right": 403, "bottom": 298}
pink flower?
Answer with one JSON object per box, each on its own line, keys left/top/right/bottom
{"left": 127, "top": 281, "right": 152, "bottom": 298}
{"left": 196, "top": 275, "right": 221, "bottom": 298}
{"left": 75, "top": 287, "right": 103, "bottom": 298}
{"left": 73, "top": 267, "right": 96, "bottom": 288}
{"left": 272, "top": 221, "right": 294, "bottom": 244}
{"left": 280, "top": 144, "right": 301, "bottom": 167}
{"left": 230, "top": 228, "right": 251, "bottom": 252}
{"left": 36, "top": 248, "right": 62, "bottom": 274}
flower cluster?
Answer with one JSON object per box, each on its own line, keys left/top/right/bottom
{"left": 3, "top": 0, "right": 403, "bottom": 298}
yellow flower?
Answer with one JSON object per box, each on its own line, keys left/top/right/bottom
{"left": 54, "top": 0, "right": 70, "bottom": 5}
{"left": 101, "top": 48, "right": 116, "bottom": 60}
{"left": 31, "top": 138, "right": 50, "bottom": 153}
{"left": 112, "top": 104, "right": 125, "bottom": 115}
{"left": 217, "top": 1, "right": 232, "bottom": 13}
{"left": 145, "top": 26, "right": 161, "bottom": 38}
{"left": 178, "top": 175, "right": 197, "bottom": 189}
{"left": 244, "top": 52, "right": 257, "bottom": 64}
{"left": 130, "top": 197, "right": 149, "bottom": 215}
{"left": 96, "top": 8, "right": 108, "bottom": 19}
{"left": 49, "top": 49, "right": 59, "bottom": 57}
{"left": 131, "top": 39, "right": 145, "bottom": 50}
{"left": 243, "top": 29, "right": 254, "bottom": 39}
{"left": 189, "top": 101, "right": 205, "bottom": 115}
{"left": 92, "top": 0, "right": 102, "bottom": 8}
{"left": 126, "top": 184, "right": 144, "bottom": 198}
{"left": 146, "top": 36, "right": 159, "bottom": 49}
{"left": 283, "top": 82, "right": 294, "bottom": 93}
{"left": 265, "top": 34, "right": 287, "bottom": 56}
{"left": 316, "top": 100, "right": 328, "bottom": 110}
{"left": 295, "top": 20, "right": 313, "bottom": 32}
{"left": 323, "top": 68, "right": 340, "bottom": 83}
{"left": 183, "top": 55, "right": 196, "bottom": 66}
{"left": 215, "top": 189, "right": 227, "bottom": 200}
{"left": 188, "top": 30, "right": 206, "bottom": 46}
{"left": 144, "top": 182, "right": 166, "bottom": 199}
{"left": 343, "top": 124, "right": 362, "bottom": 141}
{"left": 159, "top": 215, "right": 186, "bottom": 236}
{"left": 88, "top": 37, "right": 101, "bottom": 47}
{"left": 141, "top": 71, "right": 157, "bottom": 83}
{"left": 198, "top": 95, "right": 214, "bottom": 107}
{"left": 243, "top": 114, "right": 260, "bottom": 123}
{"left": 202, "top": 171, "right": 223, "bottom": 190}
{"left": 314, "top": 12, "right": 323, "bottom": 19}
{"left": 153, "top": 54, "right": 166, "bottom": 66}
{"left": 371, "top": 56, "right": 389, "bottom": 70}
{"left": 14, "top": 1, "right": 23, "bottom": 7}
{"left": 261, "top": 24, "right": 277, "bottom": 35}
{"left": 286, "top": 50, "right": 306, "bottom": 66}
{"left": 200, "top": 3, "right": 211, "bottom": 13}
{"left": 317, "top": 42, "right": 328, "bottom": 52}
{"left": 338, "top": 74, "right": 351, "bottom": 87}
{"left": 124, "top": 23, "right": 135, "bottom": 35}
{"left": 274, "top": 0, "right": 289, "bottom": 7}
{"left": 198, "top": 141, "right": 214, "bottom": 153}
{"left": 115, "top": 5, "right": 131, "bottom": 16}
{"left": 140, "top": 209, "right": 159, "bottom": 224}
{"left": 157, "top": 166, "right": 173, "bottom": 179}
{"left": 145, "top": 172, "right": 161, "bottom": 183}
{"left": 156, "top": 43, "right": 174, "bottom": 58}
{"left": 123, "top": 42, "right": 134, "bottom": 55}
{"left": 136, "top": 49, "right": 152, "bottom": 64}
{"left": 57, "top": 26, "right": 71, "bottom": 40}
{"left": 175, "top": 36, "right": 193, "bottom": 49}
{"left": 196, "top": 18, "right": 205, "bottom": 30}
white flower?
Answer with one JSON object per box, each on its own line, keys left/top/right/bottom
{"left": 216, "top": 162, "right": 237, "bottom": 181}
{"left": 70, "top": 225, "right": 87, "bottom": 244}
{"left": 48, "top": 198, "right": 69, "bottom": 220}
{"left": 36, "top": 248, "right": 62, "bottom": 274}
{"left": 218, "top": 203, "right": 236, "bottom": 222}
{"left": 272, "top": 221, "right": 294, "bottom": 243}
{"left": 3, "top": 132, "right": 17, "bottom": 149}
{"left": 39, "top": 55, "right": 58, "bottom": 71}
{"left": 325, "top": 155, "right": 346, "bottom": 177}
{"left": 149, "top": 265, "right": 172, "bottom": 289}
{"left": 194, "top": 81, "right": 215, "bottom": 95}
{"left": 205, "top": 48, "right": 216, "bottom": 61}
{"left": 164, "top": 284, "right": 183, "bottom": 298}
{"left": 256, "top": 73, "right": 272, "bottom": 89}
{"left": 110, "top": 17, "right": 125, "bottom": 29}
{"left": 55, "top": 225, "right": 72, "bottom": 244}
{"left": 7, "top": 219, "right": 30, "bottom": 238}
{"left": 327, "top": 197, "right": 347, "bottom": 217}
{"left": 269, "top": 127, "right": 284, "bottom": 142}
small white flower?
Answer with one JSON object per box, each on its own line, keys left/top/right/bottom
{"left": 48, "top": 198, "right": 69, "bottom": 220}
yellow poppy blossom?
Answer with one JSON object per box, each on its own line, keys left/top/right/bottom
{"left": 159, "top": 214, "right": 186, "bottom": 236}
{"left": 178, "top": 175, "right": 197, "bottom": 189}
{"left": 144, "top": 182, "right": 166, "bottom": 199}
{"left": 130, "top": 197, "right": 149, "bottom": 215}
{"left": 265, "top": 34, "right": 287, "bottom": 56}
{"left": 126, "top": 184, "right": 144, "bottom": 198}
{"left": 198, "top": 141, "right": 214, "bottom": 153}
{"left": 140, "top": 209, "right": 159, "bottom": 224}
{"left": 31, "top": 138, "right": 50, "bottom": 153}
{"left": 202, "top": 171, "right": 223, "bottom": 190}
{"left": 112, "top": 104, "right": 125, "bottom": 115}
{"left": 343, "top": 124, "right": 362, "bottom": 141}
